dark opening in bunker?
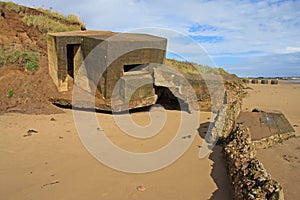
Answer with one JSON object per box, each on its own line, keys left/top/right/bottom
{"left": 123, "top": 64, "right": 144, "bottom": 73}
{"left": 155, "top": 86, "right": 188, "bottom": 111}
{"left": 67, "top": 44, "right": 81, "bottom": 78}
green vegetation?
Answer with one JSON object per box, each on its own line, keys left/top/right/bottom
{"left": 0, "top": 47, "right": 39, "bottom": 72}
{"left": 0, "top": 47, "right": 5, "bottom": 66}
{"left": 0, "top": 1, "right": 85, "bottom": 69}
{"left": 23, "top": 15, "right": 82, "bottom": 33}
{"left": 2, "top": 1, "right": 22, "bottom": 13}
{"left": 25, "top": 59, "right": 38, "bottom": 72}
{"left": 7, "top": 89, "right": 15, "bottom": 98}
{"left": 1, "top": 1, "right": 85, "bottom": 34}
{"left": 165, "top": 59, "right": 229, "bottom": 76}
{"left": 36, "top": 7, "right": 85, "bottom": 28}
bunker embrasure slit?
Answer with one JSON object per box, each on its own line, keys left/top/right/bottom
{"left": 124, "top": 64, "right": 144, "bottom": 73}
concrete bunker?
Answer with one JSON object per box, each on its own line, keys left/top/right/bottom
{"left": 48, "top": 30, "right": 194, "bottom": 111}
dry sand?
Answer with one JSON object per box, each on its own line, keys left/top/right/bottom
{"left": 0, "top": 108, "right": 232, "bottom": 199}
{"left": 3, "top": 80, "right": 298, "bottom": 200}
{"left": 243, "top": 81, "right": 300, "bottom": 200}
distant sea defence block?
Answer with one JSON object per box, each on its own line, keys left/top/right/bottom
{"left": 271, "top": 79, "right": 279, "bottom": 85}
{"left": 261, "top": 79, "right": 268, "bottom": 84}
{"left": 242, "top": 79, "right": 250, "bottom": 84}
{"left": 251, "top": 79, "right": 259, "bottom": 84}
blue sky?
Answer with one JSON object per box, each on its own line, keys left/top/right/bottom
{"left": 7, "top": 0, "right": 300, "bottom": 77}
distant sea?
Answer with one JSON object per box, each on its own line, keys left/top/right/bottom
{"left": 283, "top": 79, "right": 300, "bottom": 84}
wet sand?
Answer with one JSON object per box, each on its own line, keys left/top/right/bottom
{"left": 243, "top": 81, "right": 300, "bottom": 200}
{"left": 0, "top": 109, "right": 232, "bottom": 199}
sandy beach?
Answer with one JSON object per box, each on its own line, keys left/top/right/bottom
{"left": 0, "top": 1, "right": 299, "bottom": 200}
{"left": 243, "top": 80, "right": 300, "bottom": 200}
{"left": 1, "top": 80, "right": 299, "bottom": 200}
{"left": 0, "top": 108, "right": 232, "bottom": 200}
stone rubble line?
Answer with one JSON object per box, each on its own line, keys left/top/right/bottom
{"left": 224, "top": 125, "right": 284, "bottom": 200}
{"left": 209, "top": 98, "right": 285, "bottom": 200}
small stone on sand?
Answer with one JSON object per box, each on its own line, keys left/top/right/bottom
{"left": 136, "top": 185, "right": 146, "bottom": 192}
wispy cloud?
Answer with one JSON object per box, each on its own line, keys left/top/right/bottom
{"left": 213, "top": 50, "right": 266, "bottom": 57}
{"left": 189, "top": 35, "right": 224, "bottom": 43}
{"left": 188, "top": 23, "right": 218, "bottom": 32}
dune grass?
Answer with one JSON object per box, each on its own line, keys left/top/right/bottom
{"left": 2, "top": 1, "right": 22, "bottom": 13}
{"left": 23, "top": 15, "right": 82, "bottom": 33}
{"left": 36, "top": 7, "right": 85, "bottom": 28}
{"left": 1, "top": 1, "right": 85, "bottom": 33}
{"left": 165, "top": 59, "right": 229, "bottom": 76}
{"left": 0, "top": 1, "right": 85, "bottom": 69}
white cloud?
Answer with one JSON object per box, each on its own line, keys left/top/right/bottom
{"left": 9, "top": 0, "right": 300, "bottom": 76}
{"left": 283, "top": 47, "right": 300, "bottom": 54}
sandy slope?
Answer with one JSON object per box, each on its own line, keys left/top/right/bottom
{"left": 243, "top": 81, "right": 300, "bottom": 200}
{"left": 0, "top": 108, "right": 232, "bottom": 200}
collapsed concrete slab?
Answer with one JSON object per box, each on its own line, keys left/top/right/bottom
{"left": 237, "top": 109, "right": 295, "bottom": 148}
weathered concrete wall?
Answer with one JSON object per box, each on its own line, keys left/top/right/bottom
{"left": 47, "top": 31, "right": 167, "bottom": 104}
{"left": 48, "top": 34, "right": 84, "bottom": 92}
{"left": 208, "top": 100, "right": 242, "bottom": 142}
{"left": 104, "top": 48, "right": 166, "bottom": 99}
{"left": 119, "top": 72, "right": 155, "bottom": 101}
{"left": 47, "top": 35, "right": 61, "bottom": 90}
{"left": 81, "top": 36, "right": 107, "bottom": 95}
{"left": 56, "top": 36, "right": 82, "bottom": 88}
{"left": 224, "top": 125, "right": 284, "bottom": 200}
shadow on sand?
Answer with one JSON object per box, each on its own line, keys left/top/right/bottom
{"left": 198, "top": 122, "right": 233, "bottom": 200}
{"left": 52, "top": 96, "right": 190, "bottom": 115}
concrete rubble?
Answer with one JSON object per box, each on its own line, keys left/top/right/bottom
{"left": 224, "top": 125, "right": 284, "bottom": 200}
{"left": 207, "top": 80, "right": 287, "bottom": 199}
